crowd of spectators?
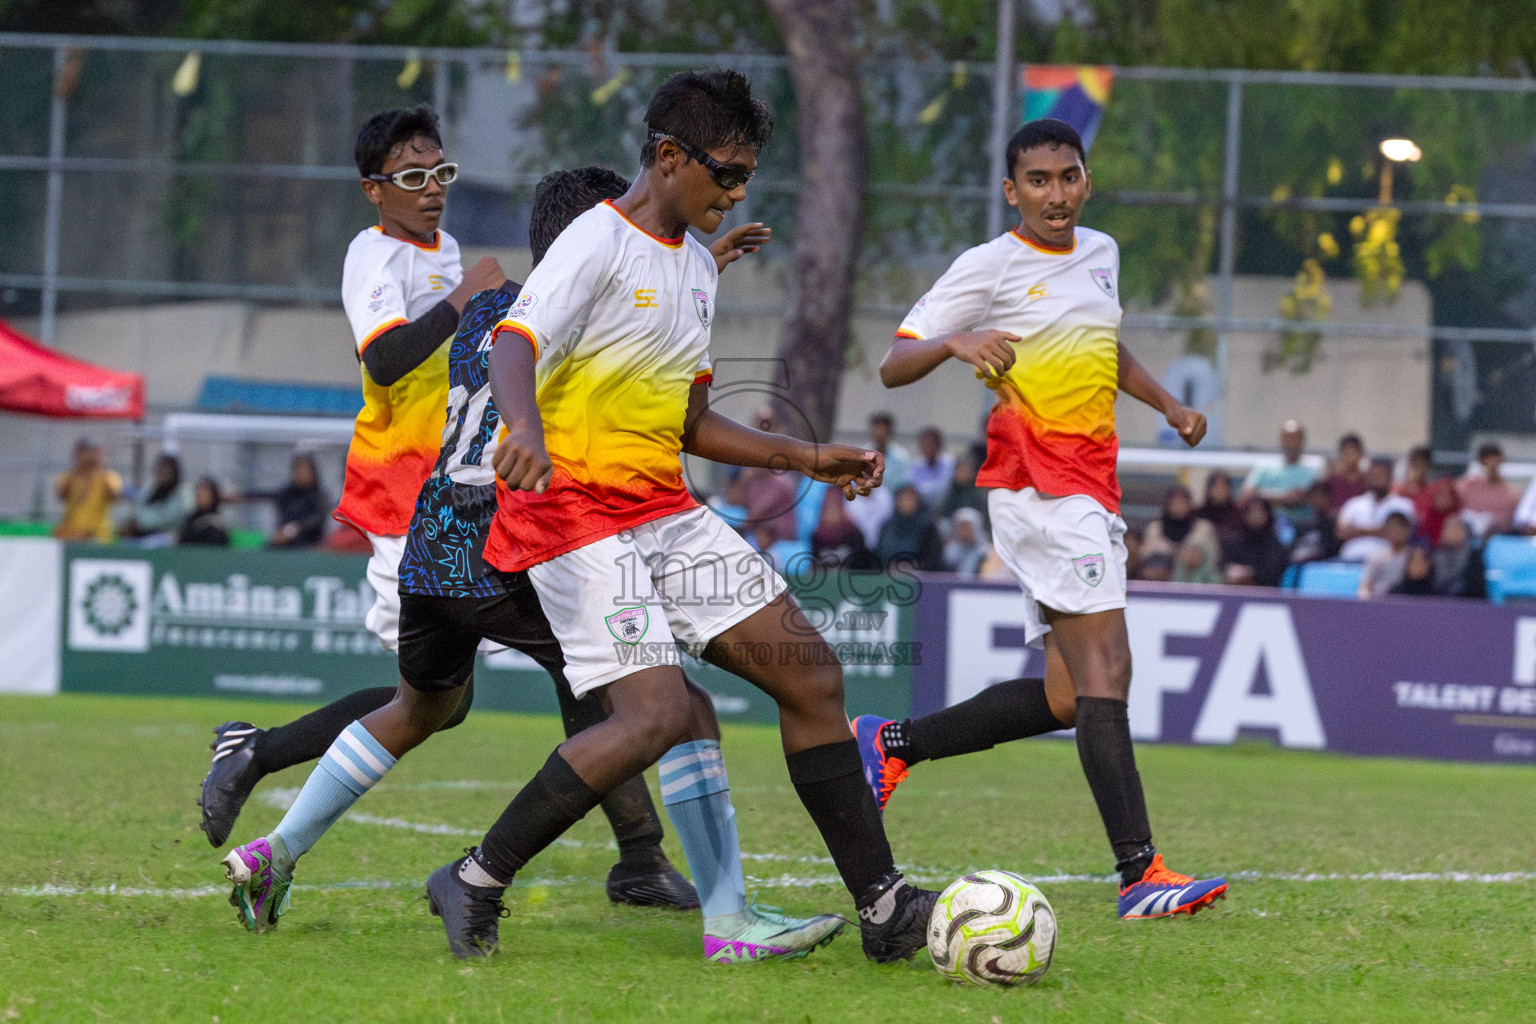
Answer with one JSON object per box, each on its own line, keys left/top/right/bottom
{"left": 703, "top": 411, "right": 1534, "bottom": 605}
{"left": 1123, "top": 423, "right": 1520, "bottom": 599}
{"left": 51, "top": 441, "right": 333, "bottom": 550}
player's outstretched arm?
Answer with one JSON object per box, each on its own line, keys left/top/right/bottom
{"left": 487, "top": 329, "right": 552, "bottom": 493}
{"left": 1118, "top": 341, "right": 1206, "bottom": 448}
{"left": 879, "top": 329, "right": 1019, "bottom": 388}
{"left": 709, "top": 222, "right": 771, "bottom": 274}
{"left": 680, "top": 383, "right": 883, "bottom": 499}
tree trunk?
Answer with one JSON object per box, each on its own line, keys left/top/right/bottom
{"left": 763, "top": 0, "right": 867, "bottom": 444}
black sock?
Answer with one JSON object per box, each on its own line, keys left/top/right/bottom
{"left": 549, "top": 661, "right": 667, "bottom": 864}
{"left": 786, "top": 740, "right": 896, "bottom": 900}
{"left": 885, "top": 677, "right": 1062, "bottom": 765}
{"left": 476, "top": 749, "right": 602, "bottom": 883}
{"left": 252, "top": 686, "right": 396, "bottom": 773}
{"left": 1073, "top": 697, "right": 1155, "bottom": 886}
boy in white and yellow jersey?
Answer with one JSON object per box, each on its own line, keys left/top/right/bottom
{"left": 859, "top": 118, "right": 1229, "bottom": 921}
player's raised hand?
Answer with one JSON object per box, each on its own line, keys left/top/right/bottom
{"left": 945, "top": 329, "right": 1020, "bottom": 379}
{"left": 709, "top": 222, "right": 771, "bottom": 273}
{"left": 800, "top": 445, "right": 885, "bottom": 499}
{"left": 463, "top": 256, "right": 507, "bottom": 294}
{"left": 1166, "top": 405, "right": 1207, "bottom": 448}
{"left": 492, "top": 428, "right": 553, "bottom": 493}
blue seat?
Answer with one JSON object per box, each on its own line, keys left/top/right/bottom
{"left": 795, "top": 479, "right": 832, "bottom": 542}
{"left": 1484, "top": 536, "right": 1536, "bottom": 604}
{"left": 1294, "top": 560, "right": 1364, "bottom": 597}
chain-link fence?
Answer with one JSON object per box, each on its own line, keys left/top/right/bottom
{"left": 6, "top": 32, "right": 1536, "bottom": 512}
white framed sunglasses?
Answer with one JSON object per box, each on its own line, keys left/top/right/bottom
{"left": 366, "top": 162, "right": 459, "bottom": 191}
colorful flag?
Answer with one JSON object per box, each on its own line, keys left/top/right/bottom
{"left": 1021, "top": 65, "right": 1114, "bottom": 152}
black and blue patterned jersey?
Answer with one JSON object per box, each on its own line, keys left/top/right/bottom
{"left": 399, "top": 282, "right": 523, "bottom": 597}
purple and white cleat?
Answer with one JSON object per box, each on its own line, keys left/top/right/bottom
{"left": 222, "top": 836, "right": 293, "bottom": 933}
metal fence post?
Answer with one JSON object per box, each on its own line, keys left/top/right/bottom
{"left": 39, "top": 46, "right": 69, "bottom": 345}
{"left": 985, "top": 0, "right": 1017, "bottom": 240}
{"left": 1212, "top": 77, "right": 1243, "bottom": 443}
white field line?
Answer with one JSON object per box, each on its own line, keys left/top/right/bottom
{"left": 7, "top": 802, "right": 1535, "bottom": 899}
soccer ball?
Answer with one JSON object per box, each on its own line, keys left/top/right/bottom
{"left": 927, "top": 870, "right": 1056, "bottom": 987}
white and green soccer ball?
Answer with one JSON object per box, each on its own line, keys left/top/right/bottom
{"left": 927, "top": 870, "right": 1056, "bottom": 987}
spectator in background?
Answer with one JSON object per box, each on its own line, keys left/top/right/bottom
{"left": 1241, "top": 420, "right": 1320, "bottom": 532}
{"left": 1413, "top": 473, "right": 1461, "bottom": 546}
{"left": 1337, "top": 458, "right": 1416, "bottom": 561}
{"left": 1122, "top": 524, "right": 1145, "bottom": 582}
{"left": 942, "top": 507, "right": 989, "bottom": 576}
{"left": 179, "top": 478, "right": 230, "bottom": 547}
{"left": 875, "top": 484, "right": 943, "bottom": 570}
{"left": 908, "top": 427, "right": 955, "bottom": 509}
{"left": 264, "top": 453, "right": 329, "bottom": 548}
{"left": 1142, "top": 486, "right": 1220, "bottom": 577}
{"left": 53, "top": 439, "right": 123, "bottom": 543}
{"left": 1512, "top": 471, "right": 1536, "bottom": 536}
{"left": 810, "top": 486, "right": 870, "bottom": 567}
{"left": 1432, "top": 516, "right": 1483, "bottom": 598}
{"left": 1195, "top": 470, "right": 1244, "bottom": 544}
{"left": 1289, "top": 482, "right": 1341, "bottom": 565}
{"left": 1324, "top": 433, "right": 1368, "bottom": 512}
{"left": 1359, "top": 512, "right": 1414, "bottom": 596}
{"left": 1393, "top": 445, "right": 1433, "bottom": 502}
{"left": 1172, "top": 539, "right": 1222, "bottom": 584}
{"left": 936, "top": 452, "right": 988, "bottom": 525}
{"left": 867, "top": 411, "right": 912, "bottom": 491}
{"left": 1389, "top": 541, "right": 1436, "bottom": 597}
{"left": 1458, "top": 442, "right": 1521, "bottom": 537}
{"left": 739, "top": 465, "right": 800, "bottom": 550}
{"left": 121, "top": 453, "right": 192, "bottom": 546}
{"left": 1222, "top": 497, "right": 1290, "bottom": 587}
{"left": 844, "top": 485, "right": 893, "bottom": 551}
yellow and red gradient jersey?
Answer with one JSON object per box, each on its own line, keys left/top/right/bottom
{"left": 484, "top": 201, "right": 716, "bottom": 572}
{"left": 896, "top": 225, "right": 1123, "bottom": 512}
{"left": 336, "top": 225, "right": 462, "bottom": 536}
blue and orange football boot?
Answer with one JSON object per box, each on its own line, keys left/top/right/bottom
{"left": 851, "top": 716, "right": 908, "bottom": 815}
{"left": 1117, "top": 854, "right": 1227, "bottom": 919}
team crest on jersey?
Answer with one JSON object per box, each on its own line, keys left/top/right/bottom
{"left": 605, "top": 606, "right": 649, "bottom": 645}
{"left": 1089, "top": 267, "right": 1115, "bottom": 298}
{"left": 692, "top": 289, "right": 712, "bottom": 329}
{"left": 508, "top": 291, "right": 537, "bottom": 319}
{"left": 1072, "top": 552, "right": 1106, "bottom": 587}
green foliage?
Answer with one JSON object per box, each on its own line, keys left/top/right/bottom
{"left": 3, "top": 694, "right": 1536, "bottom": 1022}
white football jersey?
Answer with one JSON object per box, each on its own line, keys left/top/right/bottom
{"left": 340, "top": 226, "right": 463, "bottom": 353}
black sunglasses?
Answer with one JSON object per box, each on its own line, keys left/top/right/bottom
{"left": 649, "top": 131, "right": 754, "bottom": 191}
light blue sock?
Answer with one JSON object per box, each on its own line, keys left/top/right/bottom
{"left": 659, "top": 739, "right": 748, "bottom": 930}
{"left": 271, "top": 721, "right": 396, "bottom": 863}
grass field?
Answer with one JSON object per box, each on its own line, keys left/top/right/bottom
{"left": 2, "top": 693, "right": 1534, "bottom": 1023}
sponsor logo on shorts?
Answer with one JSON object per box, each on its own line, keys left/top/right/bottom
{"left": 605, "top": 606, "right": 649, "bottom": 645}
{"left": 1072, "top": 552, "right": 1106, "bottom": 587}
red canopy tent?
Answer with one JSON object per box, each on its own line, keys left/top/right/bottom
{"left": 0, "top": 317, "right": 143, "bottom": 419}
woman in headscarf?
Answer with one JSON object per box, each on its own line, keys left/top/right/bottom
{"left": 1194, "top": 471, "right": 1244, "bottom": 545}
{"left": 810, "top": 484, "right": 870, "bottom": 567}
{"left": 1142, "top": 485, "right": 1220, "bottom": 576}
{"left": 1221, "top": 497, "right": 1290, "bottom": 587}
{"left": 942, "top": 507, "right": 989, "bottom": 576}
{"left": 122, "top": 453, "right": 193, "bottom": 545}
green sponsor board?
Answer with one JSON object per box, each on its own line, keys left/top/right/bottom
{"left": 60, "top": 547, "right": 916, "bottom": 723}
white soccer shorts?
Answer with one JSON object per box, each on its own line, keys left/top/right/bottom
{"left": 987, "top": 487, "right": 1129, "bottom": 648}
{"left": 526, "top": 506, "right": 788, "bottom": 698}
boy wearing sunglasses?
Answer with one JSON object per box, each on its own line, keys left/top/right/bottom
{"left": 200, "top": 105, "right": 719, "bottom": 913}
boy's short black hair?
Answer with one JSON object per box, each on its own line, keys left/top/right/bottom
{"left": 1477, "top": 441, "right": 1505, "bottom": 461}
{"left": 640, "top": 69, "right": 773, "bottom": 167}
{"left": 354, "top": 104, "right": 442, "bottom": 178}
{"left": 530, "top": 166, "right": 631, "bottom": 266}
{"left": 1384, "top": 511, "right": 1413, "bottom": 529}
{"left": 1005, "top": 118, "right": 1086, "bottom": 177}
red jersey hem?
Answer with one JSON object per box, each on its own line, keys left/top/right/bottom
{"left": 485, "top": 490, "right": 701, "bottom": 572}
